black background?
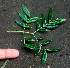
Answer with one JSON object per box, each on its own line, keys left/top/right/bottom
{"left": 0, "top": 0, "right": 70, "bottom": 68}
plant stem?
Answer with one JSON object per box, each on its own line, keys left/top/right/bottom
{"left": 24, "top": 37, "right": 25, "bottom": 44}
{"left": 7, "top": 30, "right": 38, "bottom": 41}
{"left": 7, "top": 31, "right": 34, "bottom": 35}
{"left": 37, "top": 29, "right": 39, "bottom": 31}
{"left": 34, "top": 35, "right": 38, "bottom": 41}
{"left": 33, "top": 30, "right": 37, "bottom": 34}
{"left": 30, "top": 33, "right": 34, "bottom": 35}
{"left": 25, "top": 32, "right": 29, "bottom": 33}
{"left": 39, "top": 43, "right": 42, "bottom": 46}
{"left": 7, "top": 31, "right": 24, "bottom": 33}
{"left": 1, "top": 60, "right": 9, "bottom": 68}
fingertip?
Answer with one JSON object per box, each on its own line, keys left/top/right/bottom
{"left": 5, "top": 49, "right": 19, "bottom": 59}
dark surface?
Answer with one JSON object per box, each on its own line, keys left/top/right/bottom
{"left": 0, "top": 0, "right": 70, "bottom": 68}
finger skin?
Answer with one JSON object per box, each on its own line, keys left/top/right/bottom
{"left": 0, "top": 49, "right": 19, "bottom": 59}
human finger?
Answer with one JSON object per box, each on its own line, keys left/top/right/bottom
{"left": 0, "top": 49, "right": 19, "bottom": 59}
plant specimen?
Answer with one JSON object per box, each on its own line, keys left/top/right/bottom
{"left": 7, "top": 4, "right": 66, "bottom": 66}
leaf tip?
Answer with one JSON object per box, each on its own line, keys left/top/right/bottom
{"left": 15, "top": 20, "right": 17, "bottom": 22}
{"left": 29, "top": 14, "right": 30, "bottom": 17}
{"left": 31, "top": 27, "right": 32, "bottom": 29}
{"left": 50, "top": 8, "right": 52, "bottom": 9}
{"left": 18, "top": 12, "right": 20, "bottom": 14}
{"left": 42, "top": 12, "right": 44, "bottom": 14}
{"left": 64, "top": 19, "right": 67, "bottom": 21}
{"left": 42, "top": 64, "right": 44, "bottom": 66}
{"left": 58, "top": 49, "right": 61, "bottom": 51}
{"left": 51, "top": 40, "right": 53, "bottom": 41}
{"left": 21, "top": 4, "right": 23, "bottom": 6}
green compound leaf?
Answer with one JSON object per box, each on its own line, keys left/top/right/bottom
{"left": 46, "top": 49, "right": 60, "bottom": 52}
{"left": 18, "top": 12, "right": 27, "bottom": 22}
{"left": 51, "top": 18, "right": 67, "bottom": 24}
{"left": 42, "top": 50, "right": 47, "bottom": 66}
{"left": 36, "top": 21, "right": 40, "bottom": 29}
{"left": 49, "top": 8, "right": 53, "bottom": 22}
{"left": 27, "top": 17, "right": 40, "bottom": 23}
{"left": 22, "top": 4, "right": 30, "bottom": 17}
{"left": 15, "top": 20, "right": 31, "bottom": 29}
{"left": 42, "top": 40, "right": 52, "bottom": 45}
{"left": 34, "top": 45, "right": 42, "bottom": 57}
{"left": 25, "top": 44, "right": 39, "bottom": 50}
{"left": 45, "top": 25, "right": 58, "bottom": 29}
{"left": 38, "top": 28, "right": 50, "bottom": 32}
{"left": 37, "top": 37, "right": 44, "bottom": 40}
{"left": 25, "top": 37, "right": 37, "bottom": 41}
{"left": 15, "top": 20, "right": 25, "bottom": 27}
{"left": 42, "top": 12, "right": 46, "bottom": 27}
